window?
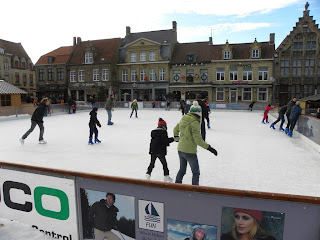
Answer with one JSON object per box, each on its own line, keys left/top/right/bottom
{"left": 242, "top": 67, "right": 252, "bottom": 81}
{"left": 85, "top": 53, "right": 93, "bottom": 64}
{"left": 306, "top": 41, "right": 316, "bottom": 50}
{"left": 57, "top": 68, "right": 64, "bottom": 80}
{"left": 159, "top": 68, "right": 165, "bottom": 81}
{"left": 173, "top": 70, "right": 180, "bottom": 83}
{"left": 140, "top": 69, "right": 146, "bottom": 81}
{"left": 131, "top": 69, "right": 137, "bottom": 82}
{"left": 293, "top": 42, "right": 303, "bottom": 50}
{"left": 29, "top": 74, "right": 33, "bottom": 85}
{"left": 186, "top": 70, "right": 194, "bottom": 83}
{"left": 258, "top": 88, "right": 268, "bottom": 101}
{"left": 70, "top": 71, "right": 76, "bottom": 82}
{"left": 15, "top": 61, "right": 19, "bottom": 67}
{"left": 224, "top": 50, "right": 230, "bottom": 59}
{"left": 292, "top": 59, "right": 302, "bottom": 77}
{"left": 187, "top": 55, "right": 194, "bottom": 62}
{"left": 252, "top": 49, "right": 259, "bottom": 58}
{"left": 48, "top": 68, "right": 54, "bottom": 81}
{"left": 23, "top": 74, "right": 27, "bottom": 85}
{"left": 0, "top": 48, "right": 4, "bottom": 54}
{"left": 258, "top": 67, "right": 268, "bottom": 80}
{"left": 149, "top": 51, "right": 156, "bottom": 61}
{"left": 122, "top": 69, "right": 128, "bottom": 82}
{"left": 140, "top": 52, "right": 146, "bottom": 62}
{"left": 1, "top": 95, "right": 11, "bottom": 106}
{"left": 39, "top": 69, "right": 44, "bottom": 81}
{"left": 93, "top": 69, "right": 99, "bottom": 81}
{"left": 102, "top": 69, "right": 109, "bottom": 81}
{"left": 280, "top": 60, "right": 290, "bottom": 77}
{"left": 216, "top": 87, "right": 224, "bottom": 101}
{"left": 229, "top": 68, "right": 238, "bottom": 81}
{"left": 305, "top": 59, "right": 314, "bottom": 76}
{"left": 4, "top": 60, "right": 8, "bottom": 70}
{"left": 21, "top": 62, "right": 26, "bottom": 68}
{"left": 149, "top": 68, "right": 156, "bottom": 81}
{"left": 78, "top": 70, "right": 85, "bottom": 82}
{"left": 200, "top": 69, "right": 208, "bottom": 82}
{"left": 15, "top": 73, "right": 20, "bottom": 84}
{"left": 242, "top": 88, "right": 252, "bottom": 101}
{"left": 216, "top": 68, "right": 225, "bottom": 81}
{"left": 130, "top": 53, "right": 137, "bottom": 62}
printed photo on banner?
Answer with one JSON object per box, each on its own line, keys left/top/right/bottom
{"left": 167, "top": 219, "right": 217, "bottom": 240}
{"left": 80, "top": 188, "right": 135, "bottom": 240}
{"left": 221, "top": 207, "right": 285, "bottom": 240}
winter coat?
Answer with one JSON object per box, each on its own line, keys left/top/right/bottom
{"left": 31, "top": 103, "right": 47, "bottom": 123}
{"left": 173, "top": 113, "right": 209, "bottom": 154}
{"left": 264, "top": 106, "right": 275, "bottom": 115}
{"left": 88, "top": 199, "right": 119, "bottom": 232}
{"left": 196, "top": 99, "right": 208, "bottom": 120}
{"left": 89, "top": 110, "right": 101, "bottom": 127}
{"left": 131, "top": 102, "right": 138, "bottom": 110}
{"left": 149, "top": 127, "right": 174, "bottom": 155}
{"left": 289, "top": 105, "right": 302, "bottom": 121}
{"left": 279, "top": 105, "right": 288, "bottom": 114}
{"left": 221, "top": 233, "right": 276, "bottom": 240}
{"left": 249, "top": 102, "right": 255, "bottom": 108}
{"left": 286, "top": 100, "right": 296, "bottom": 115}
{"left": 105, "top": 97, "right": 114, "bottom": 111}
{"left": 67, "top": 98, "right": 73, "bottom": 106}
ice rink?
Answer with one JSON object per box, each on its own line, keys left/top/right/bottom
{"left": 0, "top": 108, "right": 319, "bottom": 197}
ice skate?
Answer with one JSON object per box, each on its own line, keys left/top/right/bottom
{"left": 266, "top": 120, "right": 269, "bottom": 123}
{"left": 88, "top": 139, "right": 94, "bottom": 145}
{"left": 145, "top": 174, "right": 151, "bottom": 180}
{"left": 261, "top": 120, "right": 265, "bottom": 124}
{"left": 39, "top": 140, "right": 47, "bottom": 144}
{"left": 288, "top": 130, "right": 293, "bottom": 137}
{"left": 19, "top": 138, "right": 24, "bottom": 145}
{"left": 270, "top": 124, "right": 275, "bottom": 129}
{"left": 284, "top": 128, "right": 289, "bottom": 134}
{"left": 108, "top": 122, "right": 114, "bottom": 125}
{"left": 95, "top": 138, "right": 101, "bottom": 143}
{"left": 164, "top": 175, "right": 173, "bottom": 182}
{"left": 207, "top": 124, "right": 210, "bottom": 129}
{"left": 279, "top": 126, "right": 285, "bottom": 131}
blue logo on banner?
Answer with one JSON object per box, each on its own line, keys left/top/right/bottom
{"left": 144, "top": 203, "right": 160, "bottom": 223}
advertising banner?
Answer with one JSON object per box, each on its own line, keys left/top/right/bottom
{"left": 0, "top": 168, "right": 78, "bottom": 240}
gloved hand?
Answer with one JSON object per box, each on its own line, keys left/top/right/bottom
{"left": 207, "top": 145, "right": 218, "bottom": 156}
{"left": 98, "top": 123, "right": 101, "bottom": 128}
{"left": 174, "top": 136, "right": 179, "bottom": 142}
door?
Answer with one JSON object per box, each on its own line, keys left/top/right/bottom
{"left": 229, "top": 88, "right": 238, "bottom": 103}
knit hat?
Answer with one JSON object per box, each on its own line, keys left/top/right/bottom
{"left": 133, "top": 99, "right": 137, "bottom": 102}
{"left": 234, "top": 208, "right": 263, "bottom": 223}
{"left": 189, "top": 101, "right": 202, "bottom": 116}
{"left": 158, "top": 118, "right": 167, "bottom": 127}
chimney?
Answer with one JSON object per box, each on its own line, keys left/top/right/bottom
{"left": 73, "top": 37, "right": 76, "bottom": 46}
{"left": 77, "top": 37, "right": 81, "bottom": 45}
{"left": 209, "top": 37, "right": 213, "bottom": 45}
{"left": 172, "top": 21, "right": 177, "bottom": 32}
{"left": 269, "top": 33, "right": 275, "bottom": 45}
{"left": 126, "top": 26, "right": 131, "bottom": 36}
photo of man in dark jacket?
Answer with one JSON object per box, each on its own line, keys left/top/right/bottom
{"left": 89, "top": 193, "right": 120, "bottom": 240}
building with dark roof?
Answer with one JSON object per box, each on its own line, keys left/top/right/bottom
{"left": 0, "top": 39, "right": 36, "bottom": 102}
{"left": 274, "top": 2, "right": 320, "bottom": 106}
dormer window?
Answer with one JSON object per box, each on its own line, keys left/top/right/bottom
{"left": 85, "top": 53, "right": 93, "bottom": 64}
{"left": 0, "top": 48, "right": 4, "bottom": 54}
{"left": 224, "top": 51, "right": 230, "bottom": 59}
{"left": 252, "top": 49, "right": 259, "bottom": 58}
{"left": 48, "top": 56, "right": 54, "bottom": 64}
{"left": 187, "top": 54, "right": 195, "bottom": 62}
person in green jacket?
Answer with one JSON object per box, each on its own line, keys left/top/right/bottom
{"left": 173, "top": 101, "right": 218, "bottom": 185}
{"left": 130, "top": 99, "right": 138, "bottom": 118}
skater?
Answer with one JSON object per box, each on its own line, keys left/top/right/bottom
{"left": 285, "top": 96, "right": 297, "bottom": 134}
{"left": 270, "top": 105, "right": 287, "bottom": 131}
{"left": 146, "top": 118, "right": 174, "bottom": 182}
{"left": 166, "top": 100, "right": 171, "bottom": 111}
{"left": 88, "top": 107, "right": 101, "bottom": 145}
{"left": 105, "top": 93, "right": 114, "bottom": 125}
{"left": 72, "top": 100, "right": 77, "bottom": 113}
{"left": 130, "top": 99, "right": 138, "bottom": 118}
{"left": 67, "top": 96, "right": 73, "bottom": 114}
{"left": 184, "top": 100, "right": 191, "bottom": 114}
{"left": 288, "top": 101, "right": 302, "bottom": 137}
{"left": 180, "top": 99, "right": 186, "bottom": 115}
{"left": 33, "top": 97, "right": 38, "bottom": 106}
{"left": 205, "top": 100, "right": 211, "bottom": 129}
{"left": 316, "top": 108, "right": 320, "bottom": 119}
{"left": 195, "top": 94, "right": 208, "bottom": 140}
{"left": 88, "top": 193, "right": 120, "bottom": 240}
{"left": 262, "top": 104, "right": 276, "bottom": 124}
{"left": 173, "top": 101, "right": 218, "bottom": 185}
{"left": 248, "top": 101, "right": 255, "bottom": 111}
{"left": 20, "top": 98, "right": 50, "bottom": 145}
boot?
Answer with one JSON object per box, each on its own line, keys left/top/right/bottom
{"left": 284, "top": 128, "right": 289, "bottom": 134}
{"left": 88, "top": 139, "right": 94, "bottom": 145}
{"left": 39, "top": 140, "right": 47, "bottom": 144}
{"left": 164, "top": 175, "right": 173, "bottom": 182}
{"left": 279, "top": 126, "right": 285, "bottom": 131}
{"left": 145, "top": 174, "right": 151, "bottom": 180}
{"left": 266, "top": 120, "right": 269, "bottom": 123}
{"left": 207, "top": 123, "right": 210, "bottom": 129}
{"left": 261, "top": 120, "right": 265, "bottom": 124}
{"left": 19, "top": 138, "right": 24, "bottom": 145}
{"left": 270, "top": 124, "right": 275, "bottom": 129}
{"left": 288, "top": 130, "right": 293, "bottom": 137}
{"left": 108, "top": 122, "right": 114, "bottom": 125}
{"left": 95, "top": 138, "right": 101, "bottom": 143}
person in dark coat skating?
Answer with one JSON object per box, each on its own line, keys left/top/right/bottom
{"left": 20, "top": 98, "right": 50, "bottom": 145}
{"left": 146, "top": 118, "right": 174, "bottom": 182}
{"left": 247, "top": 101, "right": 255, "bottom": 111}
{"left": 195, "top": 94, "right": 209, "bottom": 140}
{"left": 285, "top": 96, "right": 297, "bottom": 134}
{"left": 270, "top": 105, "right": 287, "bottom": 131}
{"left": 288, "top": 101, "right": 302, "bottom": 137}
{"left": 88, "top": 107, "right": 101, "bottom": 145}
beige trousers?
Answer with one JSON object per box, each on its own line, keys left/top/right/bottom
{"left": 94, "top": 228, "right": 120, "bottom": 240}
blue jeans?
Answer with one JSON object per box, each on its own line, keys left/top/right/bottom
{"left": 107, "top": 110, "right": 112, "bottom": 123}
{"left": 175, "top": 151, "right": 200, "bottom": 185}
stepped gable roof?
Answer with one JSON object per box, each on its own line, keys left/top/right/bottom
{"left": 69, "top": 38, "right": 121, "bottom": 65}
{"left": 0, "top": 39, "right": 31, "bottom": 61}
{"left": 36, "top": 46, "right": 73, "bottom": 65}
{"left": 171, "top": 41, "right": 213, "bottom": 64}
{"left": 0, "top": 80, "right": 27, "bottom": 94}
{"left": 121, "top": 29, "right": 175, "bottom": 47}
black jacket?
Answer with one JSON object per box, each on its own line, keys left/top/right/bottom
{"left": 88, "top": 199, "right": 119, "bottom": 232}
{"left": 196, "top": 99, "right": 209, "bottom": 120}
{"left": 221, "top": 233, "right": 276, "bottom": 240}
{"left": 279, "top": 105, "right": 288, "bottom": 114}
{"left": 286, "top": 100, "right": 296, "bottom": 115}
{"left": 289, "top": 105, "right": 302, "bottom": 121}
{"left": 149, "top": 127, "right": 174, "bottom": 155}
{"left": 31, "top": 103, "right": 47, "bottom": 123}
{"left": 89, "top": 110, "right": 101, "bottom": 127}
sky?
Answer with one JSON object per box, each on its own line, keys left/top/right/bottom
{"left": 2, "top": 0, "right": 320, "bottom": 64}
